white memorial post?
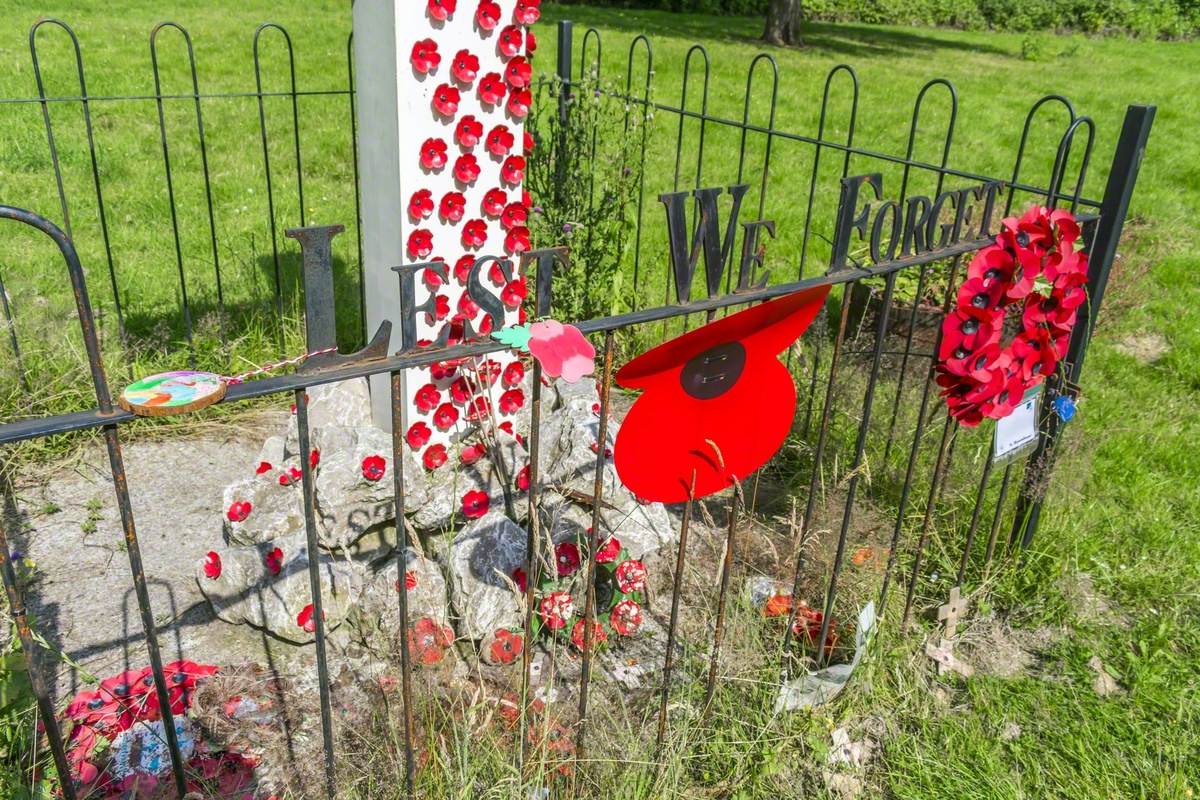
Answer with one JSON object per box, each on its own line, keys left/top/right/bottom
{"left": 351, "top": 0, "right": 538, "bottom": 462}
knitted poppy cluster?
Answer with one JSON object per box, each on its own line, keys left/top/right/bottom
{"left": 936, "top": 205, "right": 1088, "bottom": 426}
{"left": 60, "top": 661, "right": 259, "bottom": 797}
{"left": 405, "top": 0, "right": 538, "bottom": 465}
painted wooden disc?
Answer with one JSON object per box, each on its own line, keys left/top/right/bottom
{"left": 119, "top": 370, "right": 227, "bottom": 417}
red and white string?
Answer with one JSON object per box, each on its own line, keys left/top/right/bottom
{"left": 222, "top": 346, "right": 339, "bottom": 385}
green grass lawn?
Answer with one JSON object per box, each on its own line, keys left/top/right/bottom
{"left": 1, "top": 2, "right": 1198, "bottom": 798}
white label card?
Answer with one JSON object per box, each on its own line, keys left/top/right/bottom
{"left": 993, "top": 385, "right": 1042, "bottom": 462}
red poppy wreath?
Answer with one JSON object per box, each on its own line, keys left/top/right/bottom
{"left": 614, "top": 286, "right": 830, "bottom": 503}
{"left": 936, "top": 205, "right": 1088, "bottom": 427}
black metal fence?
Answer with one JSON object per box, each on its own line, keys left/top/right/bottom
{"left": 0, "top": 16, "right": 1154, "bottom": 800}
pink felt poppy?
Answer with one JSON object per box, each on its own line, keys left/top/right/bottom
{"left": 500, "top": 201, "right": 527, "bottom": 230}
{"left": 297, "top": 603, "right": 322, "bottom": 634}
{"left": 506, "top": 88, "right": 532, "bottom": 119}
{"left": 454, "top": 153, "right": 481, "bottom": 185}
{"left": 498, "top": 25, "right": 523, "bottom": 57}
{"left": 423, "top": 443, "right": 448, "bottom": 470}
{"left": 503, "top": 360, "right": 524, "bottom": 386}
{"left": 433, "top": 402, "right": 460, "bottom": 431}
{"left": 361, "top": 454, "right": 387, "bottom": 481}
{"left": 501, "top": 155, "right": 525, "bottom": 185}
{"left": 528, "top": 320, "right": 596, "bottom": 383}
{"left": 571, "top": 618, "right": 606, "bottom": 652}
{"left": 409, "top": 188, "right": 434, "bottom": 221}
{"left": 515, "top": 464, "right": 531, "bottom": 491}
{"left": 479, "top": 72, "right": 507, "bottom": 106}
{"left": 610, "top": 598, "right": 643, "bottom": 636}
{"left": 502, "top": 277, "right": 528, "bottom": 307}
{"left": 432, "top": 83, "right": 461, "bottom": 117}
{"left": 455, "top": 115, "right": 484, "bottom": 148}
{"left": 415, "top": 383, "right": 441, "bottom": 413}
{"left": 460, "top": 442, "right": 487, "bottom": 465}
{"left": 462, "top": 218, "right": 488, "bottom": 249}
{"left": 226, "top": 501, "right": 252, "bottom": 523}
{"left": 483, "top": 187, "right": 508, "bottom": 217}
{"left": 411, "top": 38, "right": 440, "bottom": 74}
{"left": 420, "top": 137, "right": 448, "bottom": 171}
{"left": 428, "top": 0, "right": 456, "bottom": 21}
{"left": 539, "top": 591, "right": 573, "bottom": 630}
{"left": 476, "top": 0, "right": 502, "bottom": 30}
{"left": 499, "top": 388, "right": 525, "bottom": 414}
{"left": 615, "top": 559, "right": 647, "bottom": 593}
{"left": 440, "top": 191, "right": 467, "bottom": 222}
{"left": 407, "top": 229, "right": 434, "bottom": 259}
{"left": 555, "top": 541, "right": 581, "bottom": 577}
{"left": 504, "top": 56, "right": 532, "bottom": 88}
{"left": 451, "top": 49, "right": 480, "bottom": 85}
{"left": 504, "top": 226, "right": 531, "bottom": 255}
{"left": 486, "top": 124, "right": 515, "bottom": 157}
{"left": 514, "top": 0, "right": 541, "bottom": 24}
{"left": 256, "top": 460, "right": 272, "bottom": 475}
{"left": 596, "top": 536, "right": 621, "bottom": 564}
{"left": 462, "top": 489, "right": 490, "bottom": 519}
{"left": 265, "top": 546, "right": 283, "bottom": 576}
{"left": 203, "top": 551, "right": 222, "bottom": 580}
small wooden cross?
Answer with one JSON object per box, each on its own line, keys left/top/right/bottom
{"left": 937, "top": 585, "right": 966, "bottom": 641}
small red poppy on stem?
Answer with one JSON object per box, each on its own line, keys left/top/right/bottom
{"left": 486, "top": 124, "right": 515, "bottom": 157}
{"left": 450, "top": 49, "right": 480, "bottom": 84}
{"left": 408, "top": 618, "right": 454, "bottom": 666}
{"left": 488, "top": 260, "right": 508, "bottom": 284}
{"left": 512, "top": 567, "right": 528, "bottom": 593}
{"left": 590, "top": 441, "right": 612, "bottom": 458}
{"left": 507, "top": 88, "right": 532, "bottom": 119}
{"left": 438, "top": 191, "right": 466, "bottom": 223}
{"left": 488, "top": 629, "right": 523, "bottom": 665}
{"left": 449, "top": 376, "right": 472, "bottom": 405}
{"left": 499, "top": 388, "right": 525, "bottom": 414}
{"left": 415, "top": 383, "right": 441, "bottom": 413}
{"left": 462, "top": 219, "right": 488, "bottom": 249}
{"left": 554, "top": 541, "right": 581, "bottom": 577}
{"left": 454, "top": 153, "right": 481, "bottom": 185}
{"left": 296, "top": 603, "right": 323, "bottom": 634}
{"left": 476, "top": 0, "right": 502, "bottom": 30}
{"left": 479, "top": 72, "right": 507, "bottom": 106}
{"left": 498, "top": 25, "right": 523, "bottom": 57}
{"left": 504, "top": 226, "right": 531, "bottom": 255}
{"left": 408, "top": 188, "right": 434, "bottom": 221}
{"left": 427, "top": 0, "right": 456, "bottom": 21}
{"left": 615, "top": 559, "right": 647, "bottom": 593}
{"left": 278, "top": 466, "right": 302, "bottom": 486}
{"left": 457, "top": 292, "right": 480, "bottom": 320}
{"left": 515, "top": 464, "right": 531, "bottom": 491}
{"left": 433, "top": 403, "right": 460, "bottom": 431}
{"left": 410, "top": 38, "right": 440, "bottom": 74}
{"left": 460, "top": 442, "right": 487, "bottom": 465}
{"left": 462, "top": 489, "right": 490, "bottom": 519}
{"left": 500, "top": 202, "right": 527, "bottom": 230}
{"left": 453, "top": 254, "right": 475, "bottom": 284}
{"left": 570, "top": 618, "right": 607, "bottom": 652}
{"left": 309, "top": 449, "right": 320, "bottom": 469}
{"left": 610, "top": 598, "right": 643, "bottom": 636}
{"left": 503, "top": 360, "right": 524, "bottom": 386}
{"left": 595, "top": 536, "right": 621, "bottom": 564}
{"left": 361, "top": 454, "right": 387, "bottom": 482}
{"left": 407, "top": 229, "right": 434, "bottom": 259}
{"left": 526, "top": 29, "right": 539, "bottom": 55}
{"left": 514, "top": 0, "right": 541, "bottom": 24}
{"left": 501, "top": 155, "right": 525, "bottom": 185}
{"left": 524, "top": 130, "right": 535, "bottom": 154}
{"left": 501, "top": 277, "right": 528, "bottom": 308}
{"left": 504, "top": 56, "right": 532, "bottom": 88}
{"left": 423, "top": 443, "right": 448, "bottom": 470}
{"left": 466, "top": 395, "right": 492, "bottom": 421}
{"left": 256, "top": 461, "right": 272, "bottom": 475}
{"left": 427, "top": 294, "right": 450, "bottom": 323}
{"left": 431, "top": 360, "right": 459, "bottom": 381}
{"left": 265, "top": 547, "right": 283, "bottom": 576}
{"left": 203, "top": 551, "right": 222, "bottom": 580}
{"left": 226, "top": 501, "right": 252, "bottom": 523}
{"left": 539, "top": 591, "right": 573, "bottom": 630}
{"left": 419, "top": 137, "right": 448, "bottom": 171}
{"left": 455, "top": 115, "right": 484, "bottom": 148}
{"left": 482, "top": 187, "right": 508, "bottom": 217}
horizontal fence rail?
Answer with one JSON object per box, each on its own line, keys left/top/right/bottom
{"left": 0, "top": 15, "right": 1153, "bottom": 800}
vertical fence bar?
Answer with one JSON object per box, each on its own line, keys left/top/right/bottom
{"left": 0, "top": 270, "right": 31, "bottom": 395}
{"left": 956, "top": 442, "right": 995, "bottom": 585}
{"left": 1009, "top": 105, "right": 1154, "bottom": 549}
{"left": 389, "top": 371, "right": 417, "bottom": 798}
{"left": 702, "top": 483, "right": 740, "bottom": 711}
{"left": 900, "top": 416, "right": 959, "bottom": 628}
{"left": 656, "top": 470, "right": 696, "bottom": 759}
{"left": 623, "top": 36, "right": 653, "bottom": 310}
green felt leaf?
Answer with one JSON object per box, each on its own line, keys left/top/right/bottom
{"left": 491, "top": 323, "right": 532, "bottom": 352}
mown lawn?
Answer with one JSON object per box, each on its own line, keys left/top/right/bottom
{"left": 0, "top": 2, "right": 1197, "bottom": 798}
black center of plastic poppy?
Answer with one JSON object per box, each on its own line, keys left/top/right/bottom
{"left": 680, "top": 341, "right": 746, "bottom": 400}
{"left": 972, "top": 293, "right": 990, "bottom": 309}
{"left": 1017, "top": 232, "right": 1030, "bottom": 247}
{"left": 88, "top": 697, "right": 104, "bottom": 710}
{"left": 170, "top": 673, "right": 186, "bottom": 685}
{"left": 1042, "top": 297, "right": 1058, "bottom": 311}
{"left": 113, "top": 684, "right": 129, "bottom": 697}
{"left": 961, "top": 319, "right": 980, "bottom": 335}
{"left": 975, "top": 354, "right": 988, "bottom": 370}
{"left": 985, "top": 268, "right": 1001, "bottom": 280}
{"left": 142, "top": 675, "right": 154, "bottom": 688}
{"left": 954, "top": 347, "right": 968, "bottom": 359}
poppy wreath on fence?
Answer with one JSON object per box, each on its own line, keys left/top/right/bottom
{"left": 936, "top": 205, "right": 1089, "bottom": 426}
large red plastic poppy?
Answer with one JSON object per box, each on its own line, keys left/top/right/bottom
{"left": 614, "top": 286, "right": 829, "bottom": 503}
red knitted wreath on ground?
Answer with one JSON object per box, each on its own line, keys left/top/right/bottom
{"left": 936, "top": 205, "right": 1088, "bottom": 426}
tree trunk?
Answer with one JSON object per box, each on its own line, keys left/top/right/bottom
{"left": 763, "top": 0, "right": 803, "bottom": 46}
